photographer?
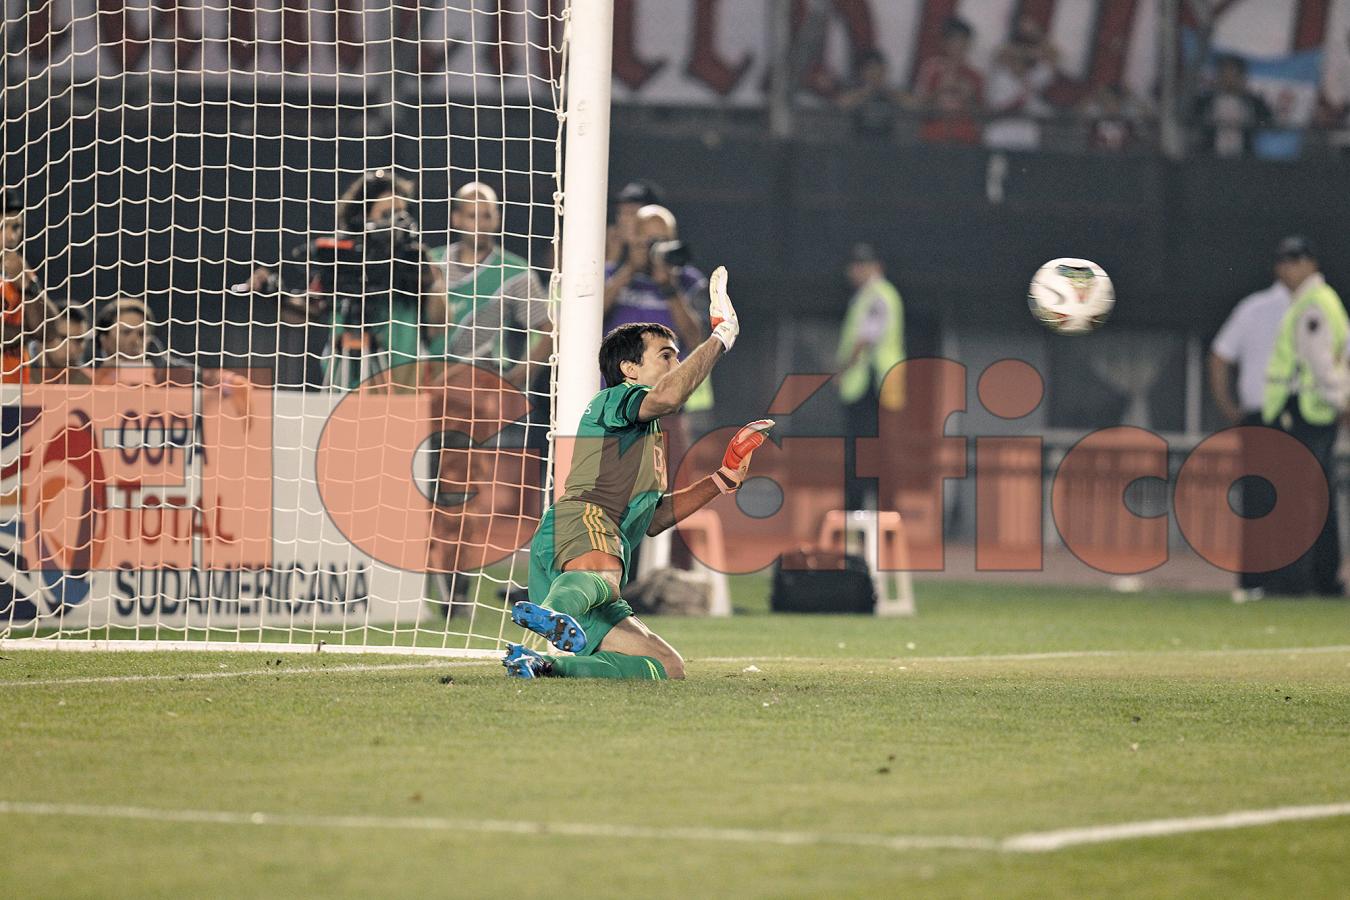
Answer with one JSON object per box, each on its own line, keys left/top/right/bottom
{"left": 603, "top": 204, "right": 704, "bottom": 355}
{"left": 249, "top": 170, "right": 446, "bottom": 389}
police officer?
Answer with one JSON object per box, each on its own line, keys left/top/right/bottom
{"left": 837, "top": 242, "right": 905, "bottom": 512}
{"left": 1262, "top": 236, "right": 1348, "bottom": 596}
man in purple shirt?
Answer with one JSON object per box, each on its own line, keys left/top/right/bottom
{"left": 604, "top": 204, "right": 706, "bottom": 350}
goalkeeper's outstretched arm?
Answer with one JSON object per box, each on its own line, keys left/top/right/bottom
{"left": 646, "top": 419, "right": 774, "bottom": 536}
{"left": 639, "top": 336, "right": 721, "bottom": 421}
{"left": 639, "top": 265, "right": 739, "bottom": 421}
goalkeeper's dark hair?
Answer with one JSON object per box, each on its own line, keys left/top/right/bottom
{"left": 599, "top": 323, "right": 677, "bottom": 386}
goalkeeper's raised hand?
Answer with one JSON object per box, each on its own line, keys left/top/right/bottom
{"left": 708, "top": 265, "right": 740, "bottom": 351}
{"left": 712, "top": 419, "right": 775, "bottom": 494}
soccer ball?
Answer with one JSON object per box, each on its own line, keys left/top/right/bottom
{"left": 1027, "top": 258, "right": 1115, "bottom": 335}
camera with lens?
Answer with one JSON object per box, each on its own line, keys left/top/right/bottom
{"left": 649, "top": 239, "right": 692, "bottom": 270}
{"left": 282, "top": 208, "right": 426, "bottom": 328}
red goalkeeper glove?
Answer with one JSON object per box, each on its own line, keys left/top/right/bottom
{"left": 711, "top": 418, "right": 775, "bottom": 494}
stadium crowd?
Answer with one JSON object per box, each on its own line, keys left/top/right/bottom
{"left": 818, "top": 15, "right": 1350, "bottom": 158}
{"left": 824, "top": 14, "right": 1149, "bottom": 153}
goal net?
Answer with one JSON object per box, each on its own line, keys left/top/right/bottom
{"left": 1, "top": 0, "right": 596, "bottom": 657}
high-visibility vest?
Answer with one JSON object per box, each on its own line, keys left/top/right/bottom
{"left": 1263, "top": 277, "right": 1350, "bottom": 426}
{"left": 836, "top": 276, "right": 904, "bottom": 405}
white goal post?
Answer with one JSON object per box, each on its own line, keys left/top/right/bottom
{"left": 1, "top": 0, "right": 614, "bottom": 657}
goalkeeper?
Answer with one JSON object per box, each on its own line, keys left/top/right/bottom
{"left": 504, "top": 266, "right": 771, "bottom": 680}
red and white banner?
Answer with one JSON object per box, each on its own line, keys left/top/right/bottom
{"left": 10, "top": 0, "right": 1350, "bottom": 104}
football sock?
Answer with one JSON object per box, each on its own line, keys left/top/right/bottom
{"left": 537, "top": 573, "right": 664, "bottom": 678}
{"left": 540, "top": 571, "right": 613, "bottom": 619}
{"left": 546, "top": 652, "right": 668, "bottom": 680}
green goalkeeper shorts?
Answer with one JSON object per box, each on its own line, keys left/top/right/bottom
{"left": 528, "top": 501, "right": 634, "bottom": 655}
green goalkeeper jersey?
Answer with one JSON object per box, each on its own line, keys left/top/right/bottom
{"left": 529, "top": 383, "right": 667, "bottom": 589}
{"left": 561, "top": 382, "right": 666, "bottom": 540}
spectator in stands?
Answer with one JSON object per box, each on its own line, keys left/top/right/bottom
{"left": 835, "top": 49, "right": 907, "bottom": 139}
{"left": 983, "top": 16, "right": 1059, "bottom": 151}
{"left": 2, "top": 188, "right": 48, "bottom": 384}
{"left": 837, "top": 242, "right": 905, "bottom": 512}
{"left": 32, "top": 304, "right": 92, "bottom": 384}
{"left": 1209, "top": 251, "right": 1293, "bottom": 601}
{"left": 1261, "top": 236, "right": 1346, "bottom": 597}
{"left": 92, "top": 296, "right": 244, "bottom": 391}
{"left": 1192, "top": 55, "right": 1272, "bottom": 158}
{"left": 606, "top": 179, "right": 664, "bottom": 269}
{"left": 1080, "top": 84, "right": 1144, "bottom": 153}
{"left": 92, "top": 296, "right": 168, "bottom": 386}
{"left": 1006, "top": 15, "right": 1061, "bottom": 73}
{"left": 96, "top": 296, "right": 152, "bottom": 366}
{"left": 911, "top": 16, "right": 984, "bottom": 146}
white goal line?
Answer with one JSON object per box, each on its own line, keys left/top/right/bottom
{"left": 0, "top": 639, "right": 505, "bottom": 659}
{"left": 0, "top": 660, "right": 492, "bottom": 689}
{"left": 2, "top": 800, "right": 1348, "bottom": 855}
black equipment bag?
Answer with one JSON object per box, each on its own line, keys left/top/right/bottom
{"left": 770, "top": 548, "right": 876, "bottom": 614}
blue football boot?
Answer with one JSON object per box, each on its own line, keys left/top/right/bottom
{"left": 510, "top": 601, "right": 588, "bottom": 654}
{"left": 502, "top": 643, "right": 553, "bottom": 678}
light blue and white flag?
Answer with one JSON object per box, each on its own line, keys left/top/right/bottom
{"left": 1185, "top": 31, "right": 1325, "bottom": 160}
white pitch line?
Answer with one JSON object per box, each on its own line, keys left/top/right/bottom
{"left": 0, "top": 801, "right": 995, "bottom": 853}
{"left": 1002, "top": 802, "right": 1350, "bottom": 852}
{"left": 0, "top": 660, "right": 491, "bottom": 688}
{"left": 699, "top": 645, "right": 1350, "bottom": 665}
{"left": 3, "top": 800, "right": 1348, "bottom": 855}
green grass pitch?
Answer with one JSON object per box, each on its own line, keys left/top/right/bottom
{"left": 3, "top": 579, "right": 1349, "bottom": 898}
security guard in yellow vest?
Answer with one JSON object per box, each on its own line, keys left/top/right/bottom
{"left": 1262, "top": 235, "right": 1348, "bottom": 596}
{"left": 837, "top": 242, "right": 905, "bottom": 511}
